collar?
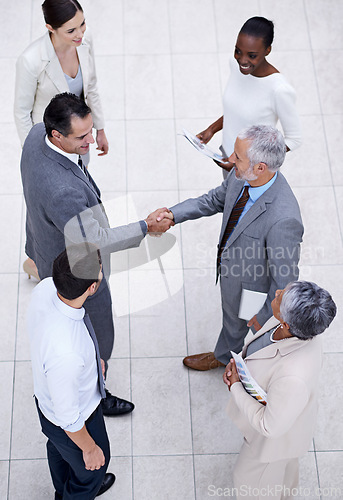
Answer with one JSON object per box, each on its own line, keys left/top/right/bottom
{"left": 45, "top": 135, "right": 79, "bottom": 167}
{"left": 52, "top": 290, "right": 85, "bottom": 321}
{"left": 244, "top": 173, "right": 277, "bottom": 202}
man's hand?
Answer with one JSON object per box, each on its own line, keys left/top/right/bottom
{"left": 96, "top": 129, "right": 109, "bottom": 156}
{"left": 83, "top": 442, "right": 105, "bottom": 471}
{"left": 247, "top": 315, "right": 262, "bottom": 332}
{"left": 223, "top": 358, "right": 240, "bottom": 391}
{"left": 145, "top": 208, "right": 174, "bottom": 235}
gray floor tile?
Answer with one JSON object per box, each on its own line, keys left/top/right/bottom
{"left": 133, "top": 455, "right": 195, "bottom": 500}
{"left": 11, "top": 361, "right": 46, "bottom": 460}
{"left": 0, "top": 461, "right": 9, "bottom": 499}
{"left": 183, "top": 269, "right": 222, "bottom": 355}
{"left": 314, "top": 354, "right": 343, "bottom": 451}
{"left": 104, "top": 359, "right": 133, "bottom": 457}
{"left": 316, "top": 452, "right": 343, "bottom": 497}
{"left": 324, "top": 115, "right": 343, "bottom": 187}
{"left": 8, "top": 459, "right": 53, "bottom": 500}
{"left": 0, "top": 363, "right": 14, "bottom": 461}
{"left": 0, "top": 275, "right": 18, "bottom": 362}
{"left": 190, "top": 371, "right": 243, "bottom": 454}
{"left": 130, "top": 285, "right": 186, "bottom": 358}
{"left": 194, "top": 453, "right": 237, "bottom": 500}
{"left": 131, "top": 357, "right": 192, "bottom": 455}
{"left": 102, "top": 456, "right": 132, "bottom": 500}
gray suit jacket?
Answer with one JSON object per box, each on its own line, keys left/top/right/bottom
{"left": 170, "top": 170, "right": 303, "bottom": 327}
{"left": 21, "top": 123, "right": 144, "bottom": 280}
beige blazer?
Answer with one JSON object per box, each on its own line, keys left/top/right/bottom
{"left": 14, "top": 29, "right": 105, "bottom": 146}
{"left": 227, "top": 316, "right": 323, "bottom": 463}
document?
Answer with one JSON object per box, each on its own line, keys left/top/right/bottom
{"left": 238, "top": 288, "right": 267, "bottom": 321}
{"left": 181, "top": 128, "right": 228, "bottom": 163}
{"left": 230, "top": 351, "right": 267, "bottom": 405}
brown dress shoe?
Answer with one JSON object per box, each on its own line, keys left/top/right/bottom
{"left": 183, "top": 352, "right": 225, "bottom": 371}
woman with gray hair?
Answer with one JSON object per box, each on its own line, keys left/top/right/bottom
{"left": 223, "top": 281, "right": 336, "bottom": 500}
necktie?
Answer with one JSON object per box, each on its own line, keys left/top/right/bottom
{"left": 83, "top": 313, "right": 106, "bottom": 398}
{"left": 216, "top": 185, "right": 250, "bottom": 281}
{"left": 78, "top": 155, "right": 90, "bottom": 179}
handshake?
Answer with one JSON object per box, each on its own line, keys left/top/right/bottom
{"left": 144, "top": 207, "right": 175, "bottom": 235}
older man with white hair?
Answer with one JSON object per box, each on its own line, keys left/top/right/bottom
{"left": 157, "top": 125, "right": 304, "bottom": 370}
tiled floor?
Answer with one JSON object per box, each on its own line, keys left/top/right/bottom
{"left": 0, "top": 0, "right": 342, "bottom": 499}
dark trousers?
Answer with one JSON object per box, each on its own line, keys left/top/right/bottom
{"left": 36, "top": 402, "right": 110, "bottom": 500}
{"left": 84, "top": 278, "right": 114, "bottom": 371}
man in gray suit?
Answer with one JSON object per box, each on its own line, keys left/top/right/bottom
{"left": 21, "top": 93, "right": 173, "bottom": 413}
{"left": 157, "top": 125, "right": 303, "bottom": 370}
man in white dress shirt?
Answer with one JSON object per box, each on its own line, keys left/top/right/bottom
{"left": 27, "top": 245, "right": 115, "bottom": 499}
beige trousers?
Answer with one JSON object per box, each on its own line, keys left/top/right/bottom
{"left": 233, "top": 441, "right": 299, "bottom": 500}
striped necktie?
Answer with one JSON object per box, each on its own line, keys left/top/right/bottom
{"left": 216, "top": 185, "right": 250, "bottom": 281}
{"left": 83, "top": 313, "right": 106, "bottom": 398}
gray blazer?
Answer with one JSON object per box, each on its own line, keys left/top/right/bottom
{"left": 171, "top": 170, "right": 304, "bottom": 328}
{"left": 21, "top": 123, "right": 144, "bottom": 280}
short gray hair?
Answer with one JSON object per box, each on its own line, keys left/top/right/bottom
{"left": 238, "top": 125, "right": 286, "bottom": 172}
{"left": 280, "top": 281, "right": 336, "bottom": 340}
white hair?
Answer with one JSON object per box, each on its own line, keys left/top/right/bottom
{"left": 238, "top": 125, "right": 286, "bottom": 172}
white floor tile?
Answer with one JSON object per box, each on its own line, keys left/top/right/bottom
{"left": 126, "top": 119, "right": 178, "bottom": 191}
{"left": 313, "top": 50, "right": 343, "bottom": 115}
{"left": 125, "top": 55, "right": 174, "bottom": 120}
{"left": 305, "top": 0, "right": 343, "bottom": 50}
{"left": 83, "top": 0, "right": 124, "bottom": 56}
{"left": 169, "top": 0, "right": 217, "bottom": 54}
{"left": 214, "top": 0, "right": 260, "bottom": 54}
{"left": 97, "top": 56, "right": 125, "bottom": 121}
{"left": 0, "top": 275, "right": 18, "bottom": 362}
{"left": 0, "top": 461, "right": 9, "bottom": 499}
{"left": 124, "top": 0, "right": 170, "bottom": 55}
{"left": 173, "top": 54, "right": 222, "bottom": 119}
{"left": 324, "top": 115, "right": 343, "bottom": 186}
{"left": 0, "top": 195, "right": 22, "bottom": 274}
{"left": 0, "top": 124, "right": 23, "bottom": 195}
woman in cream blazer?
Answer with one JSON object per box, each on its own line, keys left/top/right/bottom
{"left": 224, "top": 281, "right": 336, "bottom": 500}
{"left": 14, "top": 0, "right": 107, "bottom": 151}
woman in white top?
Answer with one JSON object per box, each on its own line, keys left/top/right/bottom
{"left": 14, "top": 0, "right": 108, "bottom": 154}
{"left": 197, "top": 17, "right": 301, "bottom": 175}
{"left": 15, "top": 0, "right": 109, "bottom": 281}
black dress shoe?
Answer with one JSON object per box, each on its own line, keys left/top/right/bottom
{"left": 101, "top": 389, "right": 135, "bottom": 416}
{"left": 96, "top": 473, "right": 116, "bottom": 497}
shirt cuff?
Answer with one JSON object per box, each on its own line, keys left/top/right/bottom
{"left": 139, "top": 220, "right": 148, "bottom": 236}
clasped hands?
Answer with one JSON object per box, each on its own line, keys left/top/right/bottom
{"left": 145, "top": 207, "right": 175, "bottom": 236}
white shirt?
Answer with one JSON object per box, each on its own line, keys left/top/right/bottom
{"left": 27, "top": 277, "right": 101, "bottom": 432}
{"left": 222, "top": 57, "right": 302, "bottom": 157}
